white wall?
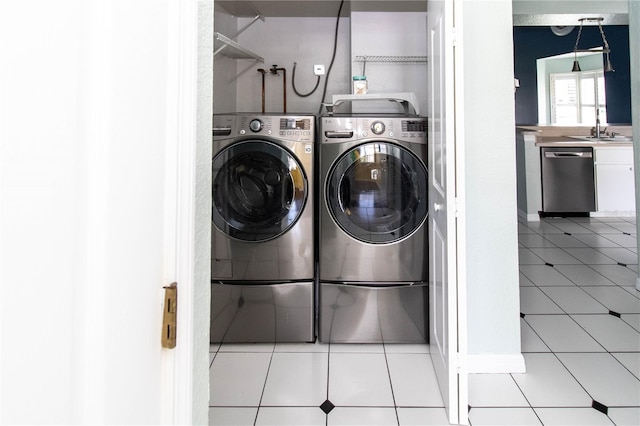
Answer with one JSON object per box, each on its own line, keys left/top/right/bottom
{"left": 462, "top": 0, "right": 523, "bottom": 365}
{"left": 212, "top": 7, "right": 239, "bottom": 114}
{"left": 216, "top": 11, "right": 427, "bottom": 116}
{"left": 228, "top": 15, "right": 351, "bottom": 114}
{"left": 350, "top": 12, "right": 428, "bottom": 115}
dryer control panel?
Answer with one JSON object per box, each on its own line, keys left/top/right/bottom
{"left": 321, "top": 115, "right": 427, "bottom": 143}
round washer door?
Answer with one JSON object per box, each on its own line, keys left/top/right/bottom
{"left": 326, "top": 142, "right": 428, "bottom": 244}
{"left": 212, "top": 140, "right": 308, "bottom": 242}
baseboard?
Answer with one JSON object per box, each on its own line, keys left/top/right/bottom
{"left": 517, "top": 209, "right": 540, "bottom": 222}
{"left": 467, "top": 353, "right": 526, "bottom": 374}
{"left": 590, "top": 211, "right": 636, "bottom": 218}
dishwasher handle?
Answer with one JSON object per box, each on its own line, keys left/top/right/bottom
{"left": 544, "top": 151, "right": 593, "bottom": 158}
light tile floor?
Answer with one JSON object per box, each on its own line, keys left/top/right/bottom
{"left": 209, "top": 217, "right": 639, "bottom": 425}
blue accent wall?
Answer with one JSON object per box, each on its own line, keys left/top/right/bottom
{"left": 514, "top": 26, "right": 631, "bottom": 125}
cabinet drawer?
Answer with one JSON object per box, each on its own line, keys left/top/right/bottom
{"left": 595, "top": 147, "right": 633, "bottom": 164}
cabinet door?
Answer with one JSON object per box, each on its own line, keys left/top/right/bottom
{"left": 596, "top": 163, "right": 636, "bottom": 213}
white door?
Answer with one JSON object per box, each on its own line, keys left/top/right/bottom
{"left": 0, "top": 1, "right": 207, "bottom": 424}
{"left": 427, "top": 0, "right": 468, "bottom": 424}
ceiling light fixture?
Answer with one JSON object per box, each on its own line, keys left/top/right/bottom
{"left": 572, "top": 17, "right": 614, "bottom": 73}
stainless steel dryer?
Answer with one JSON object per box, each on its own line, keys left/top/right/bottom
{"left": 210, "top": 113, "right": 315, "bottom": 343}
{"left": 318, "top": 114, "right": 429, "bottom": 343}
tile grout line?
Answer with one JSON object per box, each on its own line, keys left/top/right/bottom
{"left": 498, "top": 373, "right": 549, "bottom": 426}
{"left": 521, "top": 221, "right": 639, "bottom": 313}
{"left": 609, "top": 351, "right": 640, "bottom": 381}
{"left": 521, "top": 316, "right": 554, "bottom": 354}
{"left": 538, "top": 284, "right": 610, "bottom": 314}
{"left": 526, "top": 265, "right": 615, "bottom": 355}
{"left": 548, "top": 350, "right": 620, "bottom": 421}
{"left": 253, "top": 345, "right": 276, "bottom": 426}
{"left": 596, "top": 229, "right": 637, "bottom": 248}
{"left": 381, "top": 343, "right": 401, "bottom": 426}
{"left": 522, "top": 230, "right": 617, "bottom": 355}
{"left": 325, "top": 342, "right": 331, "bottom": 426}
{"left": 524, "top": 218, "right": 633, "bottom": 424}
{"left": 519, "top": 217, "right": 638, "bottom": 424}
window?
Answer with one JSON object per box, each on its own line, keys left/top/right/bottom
{"left": 550, "top": 71, "right": 606, "bottom": 125}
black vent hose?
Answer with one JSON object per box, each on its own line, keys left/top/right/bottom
{"left": 318, "top": 0, "right": 345, "bottom": 114}
{"left": 291, "top": 62, "right": 321, "bottom": 97}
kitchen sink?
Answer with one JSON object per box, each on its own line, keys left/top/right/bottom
{"left": 568, "top": 135, "right": 633, "bottom": 143}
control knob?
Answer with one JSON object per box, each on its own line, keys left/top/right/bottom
{"left": 249, "top": 119, "right": 263, "bottom": 132}
{"left": 371, "top": 121, "right": 386, "bottom": 135}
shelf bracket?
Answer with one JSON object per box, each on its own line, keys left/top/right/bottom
{"left": 213, "top": 10, "right": 265, "bottom": 61}
{"left": 214, "top": 32, "right": 264, "bottom": 61}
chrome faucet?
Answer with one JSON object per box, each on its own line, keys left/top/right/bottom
{"left": 591, "top": 110, "right": 606, "bottom": 138}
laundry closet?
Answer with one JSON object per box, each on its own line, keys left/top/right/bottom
{"left": 209, "top": 2, "right": 450, "bottom": 423}
{"left": 207, "top": 2, "right": 528, "bottom": 424}
{"left": 211, "top": 0, "right": 431, "bottom": 344}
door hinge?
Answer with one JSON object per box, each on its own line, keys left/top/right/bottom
{"left": 455, "top": 197, "right": 464, "bottom": 217}
{"left": 162, "top": 282, "right": 177, "bottom": 349}
{"left": 457, "top": 352, "right": 467, "bottom": 374}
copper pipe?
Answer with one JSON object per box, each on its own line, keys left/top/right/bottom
{"left": 270, "top": 65, "right": 287, "bottom": 113}
{"left": 257, "top": 69, "right": 266, "bottom": 113}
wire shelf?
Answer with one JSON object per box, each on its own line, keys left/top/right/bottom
{"left": 354, "top": 55, "right": 428, "bottom": 64}
{"left": 214, "top": 32, "right": 264, "bottom": 62}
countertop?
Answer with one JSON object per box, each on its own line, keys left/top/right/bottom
{"left": 534, "top": 136, "right": 633, "bottom": 148}
{"left": 517, "top": 124, "right": 632, "bottom": 137}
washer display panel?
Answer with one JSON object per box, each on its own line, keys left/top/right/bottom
{"left": 326, "top": 142, "right": 427, "bottom": 244}
{"left": 213, "top": 140, "right": 307, "bottom": 242}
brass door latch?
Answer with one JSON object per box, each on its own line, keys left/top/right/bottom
{"left": 162, "top": 282, "right": 177, "bottom": 349}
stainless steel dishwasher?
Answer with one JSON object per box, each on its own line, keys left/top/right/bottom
{"left": 540, "top": 146, "right": 596, "bottom": 216}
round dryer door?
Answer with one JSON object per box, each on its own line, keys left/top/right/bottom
{"left": 212, "top": 140, "right": 308, "bottom": 242}
{"left": 326, "top": 142, "right": 428, "bottom": 244}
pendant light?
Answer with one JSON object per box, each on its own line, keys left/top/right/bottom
{"left": 571, "top": 17, "right": 614, "bottom": 73}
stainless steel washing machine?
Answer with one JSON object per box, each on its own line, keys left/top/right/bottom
{"left": 210, "top": 113, "right": 315, "bottom": 343}
{"left": 318, "top": 114, "right": 429, "bottom": 343}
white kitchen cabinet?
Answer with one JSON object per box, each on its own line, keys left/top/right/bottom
{"left": 594, "top": 146, "right": 636, "bottom": 215}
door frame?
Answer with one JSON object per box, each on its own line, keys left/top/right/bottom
{"left": 171, "top": 0, "right": 470, "bottom": 424}
{"left": 452, "top": 0, "right": 469, "bottom": 421}
{"left": 163, "top": 0, "right": 211, "bottom": 424}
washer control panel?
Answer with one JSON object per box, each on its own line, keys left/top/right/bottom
{"left": 213, "top": 114, "right": 315, "bottom": 143}
{"left": 249, "top": 119, "right": 263, "bottom": 132}
{"left": 239, "top": 115, "right": 314, "bottom": 142}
